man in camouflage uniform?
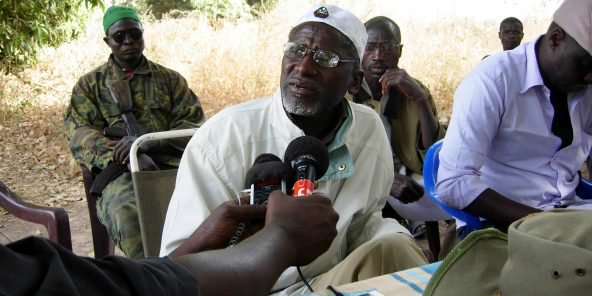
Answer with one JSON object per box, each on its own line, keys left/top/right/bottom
{"left": 64, "top": 6, "right": 205, "bottom": 258}
{"left": 352, "top": 16, "right": 449, "bottom": 237}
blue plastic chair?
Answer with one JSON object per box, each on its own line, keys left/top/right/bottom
{"left": 576, "top": 176, "right": 592, "bottom": 199}
{"left": 423, "top": 140, "right": 482, "bottom": 234}
{"left": 424, "top": 140, "right": 592, "bottom": 236}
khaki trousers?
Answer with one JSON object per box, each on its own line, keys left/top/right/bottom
{"left": 310, "top": 232, "right": 428, "bottom": 292}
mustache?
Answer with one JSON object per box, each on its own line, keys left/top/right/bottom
{"left": 365, "top": 62, "right": 389, "bottom": 69}
{"left": 283, "top": 75, "right": 323, "bottom": 91}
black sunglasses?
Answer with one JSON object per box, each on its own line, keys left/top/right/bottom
{"left": 109, "top": 29, "right": 143, "bottom": 44}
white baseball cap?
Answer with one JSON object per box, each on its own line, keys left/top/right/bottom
{"left": 293, "top": 4, "right": 367, "bottom": 60}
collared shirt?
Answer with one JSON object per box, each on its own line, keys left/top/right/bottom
{"left": 160, "top": 90, "right": 407, "bottom": 295}
{"left": 349, "top": 78, "right": 445, "bottom": 175}
{"left": 64, "top": 55, "right": 205, "bottom": 170}
{"left": 437, "top": 38, "right": 592, "bottom": 212}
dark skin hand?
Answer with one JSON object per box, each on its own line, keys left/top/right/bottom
{"left": 375, "top": 70, "right": 437, "bottom": 205}
{"left": 264, "top": 191, "right": 339, "bottom": 266}
{"left": 464, "top": 188, "right": 542, "bottom": 231}
{"left": 170, "top": 197, "right": 266, "bottom": 257}
{"left": 171, "top": 191, "right": 339, "bottom": 296}
{"left": 390, "top": 173, "right": 424, "bottom": 204}
{"left": 378, "top": 69, "right": 439, "bottom": 150}
{"left": 107, "top": 135, "right": 191, "bottom": 165}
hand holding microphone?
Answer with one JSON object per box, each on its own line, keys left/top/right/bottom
{"left": 265, "top": 190, "right": 338, "bottom": 266}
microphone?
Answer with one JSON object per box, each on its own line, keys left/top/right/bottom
{"left": 229, "top": 153, "right": 291, "bottom": 247}
{"left": 243, "top": 153, "right": 294, "bottom": 205}
{"left": 283, "top": 136, "right": 330, "bottom": 197}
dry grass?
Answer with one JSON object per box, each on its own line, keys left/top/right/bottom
{"left": 0, "top": 0, "right": 560, "bottom": 204}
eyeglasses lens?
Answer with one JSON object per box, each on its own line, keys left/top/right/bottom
{"left": 111, "top": 29, "right": 143, "bottom": 44}
{"left": 283, "top": 42, "right": 340, "bottom": 68}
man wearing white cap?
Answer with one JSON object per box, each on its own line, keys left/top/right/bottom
{"left": 160, "top": 3, "right": 427, "bottom": 295}
{"left": 438, "top": 0, "right": 592, "bottom": 236}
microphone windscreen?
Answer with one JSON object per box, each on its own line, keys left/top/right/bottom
{"left": 283, "top": 136, "right": 330, "bottom": 178}
{"left": 244, "top": 160, "right": 294, "bottom": 189}
{"left": 252, "top": 153, "right": 282, "bottom": 165}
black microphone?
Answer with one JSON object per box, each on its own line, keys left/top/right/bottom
{"left": 283, "top": 136, "right": 330, "bottom": 197}
{"left": 229, "top": 154, "right": 290, "bottom": 248}
{"left": 243, "top": 153, "right": 294, "bottom": 205}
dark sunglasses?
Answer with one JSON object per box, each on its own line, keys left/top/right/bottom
{"left": 109, "top": 29, "right": 143, "bottom": 44}
{"left": 283, "top": 42, "right": 357, "bottom": 68}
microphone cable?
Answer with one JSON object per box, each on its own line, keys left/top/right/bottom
{"left": 297, "top": 266, "right": 314, "bottom": 292}
{"left": 227, "top": 192, "right": 248, "bottom": 248}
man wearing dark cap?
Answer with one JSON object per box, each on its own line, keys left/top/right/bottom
{"left": 64, "top": 5, "right": 205, "bottom": 259}
{"left": 160, "top": 4, "right": 427, "bottom": 295}
{"left": 438, "top": 0, "right": 592, "bottom": 236}
{"left": 499, "top": 17, "right": 524, "bottom": 51}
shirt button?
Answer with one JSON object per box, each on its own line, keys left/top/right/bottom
{"left": 338, "top": 163, "right": 347, "bottom": 171}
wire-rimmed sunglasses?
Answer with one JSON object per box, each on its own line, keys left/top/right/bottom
{"left": 109, "top": 29, "right": 143, "bottom": 44}
{"left": 283, "top": 42, "right": 357, "bottom": 68}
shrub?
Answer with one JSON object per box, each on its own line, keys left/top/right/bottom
{"left": 0, "top": 0, "right": 104, "bottom": 74}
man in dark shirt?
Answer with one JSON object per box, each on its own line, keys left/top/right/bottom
{"left": 498, "top": 17, "right": 524, "bottom": 51}
{"left": 0, "top": 191, "right": 338, "bottom": 296}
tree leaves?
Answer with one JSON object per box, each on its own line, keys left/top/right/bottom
{"left": 0, "top": 0, "right": 104, "bottom": 74}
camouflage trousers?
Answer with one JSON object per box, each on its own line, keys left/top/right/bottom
{"left": 97, "top": 172, "right": 144, "bottom": 259}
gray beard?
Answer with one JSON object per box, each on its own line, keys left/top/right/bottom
{"left": 281, "top": 96, "right": 320, "bottom": 116}
{"left": 280, "top": 82, "right": 324, "bottom": 116}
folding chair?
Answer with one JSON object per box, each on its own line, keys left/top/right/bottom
{"left": 130, "top": 129, "right": 197, "bottom": 257}
{"left": 80, "top": 164, "right": 115, "bottom": 258}
{"left": 0, "top": 181, "right": 72, "bottom": 249}
{"left": 423, "top": 139, "right": 592, "bottom": 237}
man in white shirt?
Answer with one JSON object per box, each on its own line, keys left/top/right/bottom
{"left": 160, "top": 4, "right": 427, "bottom": 295}
{"left": 438, "top": 0, "right": 592, "bottom": 235}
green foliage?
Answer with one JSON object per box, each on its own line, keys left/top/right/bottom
{"left": 116, "top": 0, "right": 194, "bottom": 19}
{"left": 0, "top": 0, "right": 104, "bottom": 74}
{"left": 115, "top": 0, "right": 277, "bottom": 22}
{"left": 192, "top": 0, "right": 252, "bottom": 22}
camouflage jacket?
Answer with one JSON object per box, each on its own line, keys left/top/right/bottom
{"left": 64, "top": 55, "right": 205, "bottom": 171}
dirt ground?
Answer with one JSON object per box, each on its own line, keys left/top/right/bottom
{"left": 0, "top": 112, "right": 122, "bottom": 256}
{"left": 0, "top": 194, "right": 96, "bottom": 256}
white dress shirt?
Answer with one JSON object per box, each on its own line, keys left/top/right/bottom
{"left": 160, "top": 90, "right": 407, "bottom": 294}
{"left": 438, "top": 38, "right": 592, "bottom": 214}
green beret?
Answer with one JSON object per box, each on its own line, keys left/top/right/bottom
{"left": 103, "top": 6, "right": 141, "bottom": 34}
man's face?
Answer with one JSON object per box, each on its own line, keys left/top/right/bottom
{"left": 362, "top": 25, "right": 401, "bottom": 83}
{"left": 280, "top": 22, "right": 360, "bottom": 117}
{"left": 499, "top": 22, "right": 524, "bottom": 51}
{"left": 103, "top": 19, "right": 145, "bottom": 65}
{"left": 549, "top": 35, "right": 592, "bottom": 93}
